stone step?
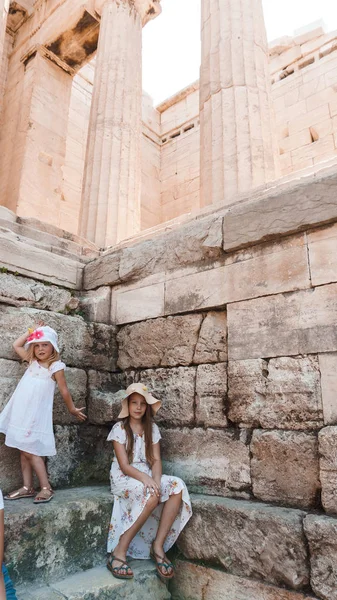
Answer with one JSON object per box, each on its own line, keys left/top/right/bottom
{"left": 0, "top": 206, "right": 99, "bottom": 262}
{"left": 16, "top": 562, "right": 171, "bottom": 600}
{"left": 4, "top": 486, "right": 112, "bottom": 585}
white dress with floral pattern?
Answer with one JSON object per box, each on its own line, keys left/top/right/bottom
{"left": 107, "top": 421, "right": 192, "bottom": 558}
{"left": 0, "top": 360, "right": 66, "bottom": 456}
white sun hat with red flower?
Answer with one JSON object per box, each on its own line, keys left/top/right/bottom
{"left": 25, "top": 326, "right": 60, "bottom": 353}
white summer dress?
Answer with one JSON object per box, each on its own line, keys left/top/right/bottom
{"left": 107, "top": 421, "right": 192, "bottom": 558}
{"left": 0, "top": 360, "right": 66, "bottom": 456}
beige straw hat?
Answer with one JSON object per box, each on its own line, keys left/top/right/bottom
{"left": 118, "top": 383, "right": 161, "bottom": 419}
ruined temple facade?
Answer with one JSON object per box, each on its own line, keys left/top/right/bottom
{"left": 1, "top": 1, "right": 336, "bottom": 249}
{"left": 2, "top": 2, "right": 337, "bottom": 600}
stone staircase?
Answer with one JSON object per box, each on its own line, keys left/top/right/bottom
{"left": 4, "top": 486, "right": 171, "bottom": 600}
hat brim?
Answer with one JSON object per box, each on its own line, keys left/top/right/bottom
{"left": 25, "top": 339, "right": 60, "bottom": 353}
{"left": 118, "top": 395, "right": 161, "bottom": 419}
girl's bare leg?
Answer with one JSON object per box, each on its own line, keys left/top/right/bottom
{"left": 23, "top": 452, "right": 50, "bottom": 489}
{"left": 153, "top": 491, "right": 183, "bottom": 575}
{"left": 111, "top": 495, "right": 159, "bottom": 575}
{"left": 20, "top": 452, "right": 33, "bottom": 489}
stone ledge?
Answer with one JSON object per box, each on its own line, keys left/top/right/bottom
{"left": 83, "top": 166, "right": 337, "bottom": 291}
{"left": 177, "top": 494, "right": 309, "bottom": 590}
{"left": 4, "top": 486, "right": 112, "bottom": 584}
{"left": 16, "top": 562, "right": 171, "bottom": 600}
{"left": 171, "top": 560, "right": 319, "bottom": 600}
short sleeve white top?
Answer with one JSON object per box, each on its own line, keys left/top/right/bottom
{"left": 0, "top": 489, "right": 4, "bottom": 510}
{"left": 107, "top": 421, "right": 161, "bottom": 464}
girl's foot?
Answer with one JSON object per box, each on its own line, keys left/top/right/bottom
{"left": 107, "top": 554, "right": 133, "bottom": 579}
{"left": 33, "top": 487, "right": 54, "bottom": 504}
{"left": 5, "top": 486, "right": 35, "bottom": 500}
{"left": 150, "top": 542, "right": 174, "bottom": 580}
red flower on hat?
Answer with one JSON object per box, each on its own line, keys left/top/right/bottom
{"left": 27, "top": 329, "right": 44, "bottom": 342}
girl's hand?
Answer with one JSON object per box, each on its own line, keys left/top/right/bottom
{"left": 69, "top": 406, "right": 87, "bottom": 422}
{"left": 142, "top": 474, "right": 160, "bottom": 498}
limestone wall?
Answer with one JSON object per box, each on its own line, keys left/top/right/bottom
{"left": 271, "top": 27, "right": 337, "bottom": 176}
{"left": 80, "top": 164, "right": 337, "bottom": 600}
{"left": 158, "top": 85, "right": 200, "bottom": 223}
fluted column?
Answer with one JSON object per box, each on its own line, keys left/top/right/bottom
{"left": 0, "top": 0, "right": 9, "bottom": 76}
{"left": 200, "top": 0, "right": 277, "bottom": 207}
{"left": 80, "top": 0, "right": 161, "bottom": 248}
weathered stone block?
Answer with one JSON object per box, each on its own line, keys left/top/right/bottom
{"left": 88, "top": 370, "right": 127, "bottom": 425}
{"left": 4, "top": 487, "right": 112, "bottom": 584}
{"left": 318, "top": 353, "right": 337, "bottom": 425}
{"left": 25, "top": 562, "right": 172, "bottom": 600}
{"left": 78, "top": 286, "right": 111, "bottom": 323}
{"left": 0, "top": 307, "right": 117, "bottom": 371}
{"left": 115, "top": 282, "right": 165, "bottom": 324}
{"left": 319, "top": 426, "right": 337, "bottom": 514}
{"left": 304, "top": 513, "right": 337, "bottom": 600}
{"left": 47, "top": 425, "right": 111, "bottom": 488}
{"left": 178, "top": 494, "right": 309, "bottom": 589}
{"left": 308, "top": 222, "right": 337, "bottom": 287}
{"left": 171, "top": 561, "right": 318, "bottom": 600}
{"left": 83, "top": 250, "right": 121, "bottom": 290}
{"left": 53, "top": 368, "right": 87, "bottom": 425}
{"left": 222, "top": 168, "right": 337, "bottom": 253}
{"left": 0, "top": 437, "right": 23, "bottom": 495}
{"left": 228, "top": 359, "right": 267, "bottom": 427}
{"left": 228, "top": 357, "right": 323, "bottom": 430}
{"left": 0, "top": 232, "right": 83, "bottom": 289}
{"left": 196, "top": 363, "right": 227, "bottom": 427}
{"left": 0, "top": 272, "right": 76, "bottom": 312}
{"left": 117, "top": 314, "right": 203, "bottom": 369}
{"left": 251, "top": 430, "right": 320, "bottom": 509}
{"left": 193, "top": 311, "right": 227, "bottom": 363}
{"left": 161, "top": 428, "right": 250, "bottom": 497}
{"left": 228, "top": 284, "right": 337, "bottom": 360}
{"left": 131, "top": 367, "right": 196, "bottom": 426}
{"left": 0, "top": 358, "right": 25, "bottom": 411}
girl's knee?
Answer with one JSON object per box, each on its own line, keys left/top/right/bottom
{"left": 146, "top": 495, "right": 159, "bottom": 510}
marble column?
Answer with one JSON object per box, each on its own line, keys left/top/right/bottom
{"left": 0, "top": 0, "right": 9, "bottom": 106}
{"left": 79, "top": 0, "right": 161, "bottom": 248}
{"left": 200, "top": 0, "right": 277, "bottom": 207}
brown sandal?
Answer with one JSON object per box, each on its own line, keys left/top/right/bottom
{"left": 5, "top": 486, "right": 35, "bottom": 500}
{"left": 107, "top": 555, "right": 134, "bottom": 580}
{"left": 33, "top": 487, "right": 54, "bottom": 504}
{"left": 150, "top": 543, "right": 174, "bottom": 581}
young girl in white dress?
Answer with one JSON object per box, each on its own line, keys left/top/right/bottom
{"left": 106, "top": 383, "right": 192, "bottom": 582}
{"left": 0, "top": 323, "right": 86, "bottom": 504}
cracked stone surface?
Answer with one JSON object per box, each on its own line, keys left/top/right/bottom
{"left": 228, "top": 356, "right": 323, "bottom": 429}
{"left": 251, "top": 430, "right": 320, "bottom": 509}
{"left": 178, "top": 494, "right": 309, "bottom": 590}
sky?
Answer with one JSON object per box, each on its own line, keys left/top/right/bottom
{"left": 142, "top": 0, "right": 337, "bottom": 105}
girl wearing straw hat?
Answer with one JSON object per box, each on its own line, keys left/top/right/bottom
{"left": 106, "top": 383, "right": 192, "bottom": 582}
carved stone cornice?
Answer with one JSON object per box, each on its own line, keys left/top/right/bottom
{"left": 94, "top": 0, "right": 161, "bottom": 26}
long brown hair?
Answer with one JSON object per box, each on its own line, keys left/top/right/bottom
{"left": 123, "top": 401, "right": 154, "bottom": 466}
{"left": 26, "top": 344, "right": 60, "bottom": 368}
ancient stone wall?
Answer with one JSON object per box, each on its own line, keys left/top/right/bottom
{"left": 2, "top": 89, "right": 337, "bottom": 600}
{"left": 271, "top": 26, "right": 337, "bottom": 177}
{"left": 80, "top": 164, "right": 337, "bottom": 600}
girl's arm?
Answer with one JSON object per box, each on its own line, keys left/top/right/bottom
{"left": 113, "top": 441, "right": 160, "bottom": 497}
{"left": 0, "top": 509, "right": 6, "bottom": 600}
{"left": 53, "top": 371, "right": 86, "bottom": 422}
{"left": 13, "top": 320, "right": 44, "bottom": 361}
{"left": 13, "top": 330, "right": 31, "bottom": 361}
{"left": 151, "top": 442, "right": 162, "bottom": 489}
